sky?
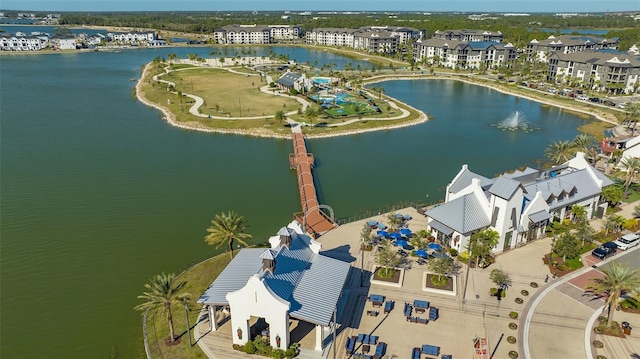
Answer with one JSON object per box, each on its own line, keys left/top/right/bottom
{"left": 2, "top": 0, "right": 638, "bottom": 13}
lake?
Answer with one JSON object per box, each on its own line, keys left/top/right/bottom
{"left": 0, "top": 46, "right": 592, "bottom": 358}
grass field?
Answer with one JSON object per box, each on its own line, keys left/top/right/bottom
{"left": 161, "top": 68, "right": 301, "bottom": 117}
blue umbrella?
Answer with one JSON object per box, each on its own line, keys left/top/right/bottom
{"left": 395, "top": 213, "right": 404, "bottom": 219}
{"left": 367, "top": 220, "right": 378, "bottom": 226}
{"left": 376, "top": 223, "right": 387, "bottom": 230}
{"left": 395, "top": 239, "right": 409, "bottom": 247}
{"left": 399, "top": 228, "right": 412, "bottom": 236}
{"left": 428, "top": 243, "right": 443, "bottom": 251}
{"left": 389, "top": 232, "right": 403, "bottom": 240}
{"left": 403, "top": 214, "right": 413, "bottom": 220}
{"left": 376, "top": 230, "right": 390, "bottom": 238}
{"left": 415, "top": 249, "right": 428, "bottom": 258}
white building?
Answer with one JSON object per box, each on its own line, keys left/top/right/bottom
{"left": 109, "top": 31, "right": 156, "bottom": 44}
{"left": 0, "top": 33, "right": 46, "bottom": 51}
{"left": 268, "top": 25, "right": 302, "bottom": 40}
{"left": 198, "top": 221, "right": 350, "bottom": 352}
{"left": 526, "top": 35, "right": 620, "bottom": 63}
{"left": 413, "top": 38, "right": 516, "bottom": 69}
{"left": 425, "top": 152, "right": 613, "bottom": 254}
{"left": 55, "top": 36, "right": 77, "bottom": 50}
{"left": 213, "top": 25, "right": 271, "bottom": 44}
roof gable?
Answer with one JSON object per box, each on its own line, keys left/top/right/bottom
{"left": 425, "top": 193, "right": 490, "bottom": 234}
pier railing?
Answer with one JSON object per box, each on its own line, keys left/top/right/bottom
{"left": 335, "top": 200, "right": 433, "bottom": 225}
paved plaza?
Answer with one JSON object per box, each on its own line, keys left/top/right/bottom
{"left": 196, "top": 205, "right": 640, "bottom": 359}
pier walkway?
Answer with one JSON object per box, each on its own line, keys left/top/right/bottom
{"left": 289, "top": 125, "right": 337, "bottom": 237}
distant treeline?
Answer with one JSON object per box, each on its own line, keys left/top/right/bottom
{"left": 58, "top": 12, "right": 640, "bottom": 49}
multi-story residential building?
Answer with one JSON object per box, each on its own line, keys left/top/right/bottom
{"left": 413, "top": 38, "right": 516, "bottom": 69}
{"left": 212, "top": 24, "right": 302, "bottom": 44}
{"left": 305, "top": 26, "right": 421, "bottom": 53}
{"left": 0, "top": 33, "right": 46, "bottom": 51}
{"left": 547, "top": 50, "right": 640, "bottom": 94}
{"left": 267, "top": 25, "right": 302, "bottom": 40}
{"left": 305, "top": 27, "right": 355, "bottom": 47}
{"left": 425, "top": 152, "right": 612, "bottom": 255}
{"left": 109, "top": 31, "right": 156, "bottom": 44}
{"left": 527, "top": 35, "right": 620, "bottom": 63}
{"left": 53, "top": 36, "right": 77, "bottom": 50}
{"left": 432, "top": 29, "right": 503, "bottom": 42}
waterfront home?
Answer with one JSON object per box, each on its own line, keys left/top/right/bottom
{"left": 425, "top": 152, "right": 613, "bottom": 254}
{"left": 600, "top": 135, "right": 640, "bottom": 169}
{"left": 198, "top": 221, "right": 350, "bottom": 352}
{"left": 305, "top": 25, "right": 421, "bottom": 54}
{"left": 52, "top": 36, "right": 77, "bottom": 50}
{"left": 0, "top": 33, "right": 46, "bottom": 51}
{"left": 413, "top": 38, "right": 516, "bottom": 69}
{"left": 108, "top": 31, "right": 156, "bottom": 45}
{"left": 547, "top": 50, "right": 640, "bottom": 94}
{"left": 527, "top": 35, "right": 620, "bottom": 63}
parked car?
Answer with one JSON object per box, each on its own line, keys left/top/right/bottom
{"left": 577, "top": 95, "right": 589, "bottom": 101}
{"left": 547, "top": 88, "right": 558, "bottom": 94}
{"left": 614, "top": 233, "right": 640, "bottom": 251}
{"left": 618, "top": 103, "right": 627, "bottom": 109}
{"left": 589, "top": 97, "right": 600, "bottom": 103}
{"left": 592, "top": 242, "right": 618, "bottom": 259}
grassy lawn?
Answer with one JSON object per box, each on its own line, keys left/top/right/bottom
{"left": 145, "top": 252, "right": 233, "bottom": 359}
{"left": 161, "top": 67, "right": 301, "bottom": 117}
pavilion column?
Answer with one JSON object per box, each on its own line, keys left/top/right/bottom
{"left": 315, "top": 324, "right": 325, "bottom": 351}
{"left": 209, "top": 305, "right": 217, "bottom": 331}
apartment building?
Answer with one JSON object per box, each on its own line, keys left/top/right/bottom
{"left": 527, "top": 35, "right": 620, "bottom": 63}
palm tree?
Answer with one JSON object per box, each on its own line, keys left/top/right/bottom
{"left": 585, "top": 262, "right": 640, "bottom": 327}
{"left": 619, "top": 156, "right": 640, "bottom": 199}
{"left": 303, "top": 106, "right": 319, "bottom": 126}
{"left": 545, "top": 140, "right": 575, "bottom": 165}
{"left": 204, "top": 211, "right": 252, "bottom": 259}
{"left": 572, "top": 134, "right": 595, "bottom": 160}
{"left": 134, "top": 272, "right": 189, "bottom": 344}
{"left": 274, "top": 110, "right": 286, "bottom": 127}
{"left": 468, "top": 228, "right": 500, "bottom": 269}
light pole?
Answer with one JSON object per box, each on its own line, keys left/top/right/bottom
{"left": 183, "top": 297, "right": 192, "bottom": 347}
{"left": 360, "top": 236, "right": 365, "bottom": 287}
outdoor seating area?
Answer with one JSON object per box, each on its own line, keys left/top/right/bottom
{"left": 413, "top": 299, "right": 430, "bottom": 313}
{"left": 404, "top": 299, "right": 440, "bottom": 325}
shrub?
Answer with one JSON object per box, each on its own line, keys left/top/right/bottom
{"left": 458, "top": 251, "right": 470, "bottom": 263}
{"left": 509, "top": 350, "right": 519, "bottom": 358}
{"left": 530, "top": 282, "right": 538, "bottom": 288}
{"left": 509, "top": 322, "right": 518, "bottom": 330}
{"left": 507, "top": 336, "right": 516, "bottom": 344}
{"left": 284, "top": 348, "right": 296, "bottom": 357}
{"left": 620, "top": 297, "right": 640, "bottom": 309}
{"left": 515, "top": 297, "right": 524, "bottom": 304}
{"left": 272, "top": 349, "right": 285, "bottom": 359}
{"left": 521, "top": 290, "right": 529, "bottom": 296}
{"left": 449, "top": 248, "right": 458, "bottom": 257}
{"left": 243, "top": 341, "right": 257, "bottom": 354}
{"left": 509, "top": 311, "right": 518, "bottom": 319}
{"left": 593, "top": 340, "right": 604, "bottom": 348}
{"left": 490, "top": 287, "right": 506, "bottom": 297}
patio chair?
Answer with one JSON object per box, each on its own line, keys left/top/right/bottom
{"left": 373, "top": 342, "right": 387, "bottom": 359}
{"left": 411, "top": 347, "right": 421, "bottom": 359}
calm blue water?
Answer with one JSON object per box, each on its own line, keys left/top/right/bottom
{"left": 0, "top": 47, "right": 592, "bottom": 358}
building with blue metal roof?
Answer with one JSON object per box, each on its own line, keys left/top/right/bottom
{"left": 425, "top": 152, "right": 613, "bottom": 254}
{"left": 198, "top": 220, "right": 350, "bottom": 352}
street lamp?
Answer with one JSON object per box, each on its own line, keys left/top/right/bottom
{"left": 183, "top": 297, "right": 192, "bottom": 347}
{"left": 360, "top": 236, "right": 365, "bottom": 287}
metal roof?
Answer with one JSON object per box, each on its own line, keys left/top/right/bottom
{"left": 524, "top": 168, "right": 612, "bottom": 211}
{"left": 428, "top": 220, "right": 454, "bottom": 236}
{"left": 197, "top": 226, "right": 350, "bottom": 326}
{"left": 425, "top": 194, "right": 490, "bottom": 234}
{"left": 528, "top": 210, "right": 551, "bottom": 223}
{"left": 276, "top": 72, "right": 303, "bottom": 87}
{"left": 488, "top": 177, "right": 525, "bottom": 200}
{"left": 448, "top": 167, "right": 491, "bottom": 193}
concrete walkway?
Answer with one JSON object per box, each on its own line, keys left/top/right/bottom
{"left": 521, "top": 199, "right": 640, "bottom": 359}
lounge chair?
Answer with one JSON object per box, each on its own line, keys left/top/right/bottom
{"left": 345, "top": 337, "right": 355, "bottom": 354}
{"left": 384, "top": 300, "right": 394, "bottom": 314}
{"left": 429, "top": 307, "right": 439, "bottom": 321}
{"left": 411, "top": 347, "right": 421, "bottom": 359}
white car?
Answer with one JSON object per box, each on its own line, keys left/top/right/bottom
{"left": 577, "top": 95, "right": 589, "bottom": 101}
{"left": 614, "top": 233, "right": 640, "bottom": 251}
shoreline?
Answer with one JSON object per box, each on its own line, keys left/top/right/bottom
{"left": 137, "top": 64, "right": 619, "bottom": 141}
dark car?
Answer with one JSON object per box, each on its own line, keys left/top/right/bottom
{"left": 592, "top": 242, "right": 617, "bottom": 259}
